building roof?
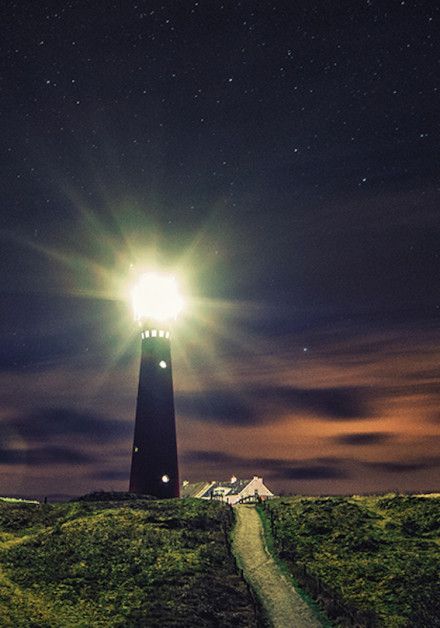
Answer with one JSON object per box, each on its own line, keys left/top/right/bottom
{"left": 180, "top": 481, "right": 211, "bottom": 498}
{"left": 203, "top": 479, "right": 252, "bottom": 497}
{"left": 182, "top": 479, "right": 253, "bottom": 499}
{"left": 181, "top": 477, "right": 273, "bottom": 499}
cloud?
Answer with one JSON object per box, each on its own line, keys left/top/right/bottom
{"left": 176, "top": 391, "right": 256, "bottom": 425}
{"left": 0, "top": 446, "right": 92, "bottom": 466}
{"left": 266, "top": 386, "right": 368, "bottom": 420}
{"left": 183, "top": 447, "right": 439, "bottom": 483}
{"left": 1, "top": 407, "right": 130, "bottom": 443}
{"left": 91, "top": 469, "right": 129, "bottom": 482}
{"left": 182, "top": 450, "right": 241, "bottom": 465}
{"left": 334, "top": 432, "right": 393, "bottom": 446}
{"left": 182, "top": 449, "right": 349, "bottom": 480}
{"left": 1, "top": 318, "right": 439, "bottom": 496}
{"left": 0, "top": 295, "right": 132, "bottom": 373}
{"left": 176, "top": 384, "right": 369, "bottom": 426}
{"left": 363, "top": 459, "right": 440, "bottom": 473}
{"left": 274, "top": 465, "right": 349, "bottom": 480}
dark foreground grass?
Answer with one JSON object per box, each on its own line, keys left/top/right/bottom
{"left": 0, "top": 498, "right": 258, "bottom": 627}
{"left": 260, "top": 494, "right": 440, "bottom": 627}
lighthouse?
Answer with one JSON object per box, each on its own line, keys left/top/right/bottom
{"left": 129, "top": 272, "right": 183, "bottom": 498}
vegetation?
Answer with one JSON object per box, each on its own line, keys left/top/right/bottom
{"left": 75, "top": 491, "right": 155, "bottom": 502}
{"left": 0, "top": 498, "right": 258, "bottom": 627}
{"left": 0, "top": 497, "right": 39, "bottom": 504}
{"left": 260, "top": 494, "right": 440, "bottom": 627}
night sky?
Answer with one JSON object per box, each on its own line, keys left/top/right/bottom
{"left": 1, "top": 1, "right": 439, "bottom": 498}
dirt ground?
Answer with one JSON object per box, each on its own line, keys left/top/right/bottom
{"left": 232, "top": 505, "right": 323, "bottom": 628}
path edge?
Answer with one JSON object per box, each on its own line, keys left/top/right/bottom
{"left": 256, "top": 504, "right": 333, "bottom": 628}
{"left": 230, "top": 506, "right": 271, "bottom": 627}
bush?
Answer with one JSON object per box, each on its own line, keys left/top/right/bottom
{"left": 0, "top": 499, "right": 256, "bottom": 627}
{"left": 262, "top": 495, "right": 440, "bottom": 627}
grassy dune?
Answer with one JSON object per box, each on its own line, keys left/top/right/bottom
{"left": 260, "top": 494, "right": 440, "bottom": 627}
{"left": 0, "top": 499, "right": 257, "bottom": 627}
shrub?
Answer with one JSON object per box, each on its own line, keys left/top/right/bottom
{"left": 262, "top": 495, "right": 440, "bottom": 627}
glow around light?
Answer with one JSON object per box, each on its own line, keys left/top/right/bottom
{"left": 132, "top": 271, "right": 184, "bottom": 323}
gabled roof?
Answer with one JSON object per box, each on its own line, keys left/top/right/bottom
{"left": 199, "top": 479, "right": 252, "bottom": 498}
{"left": 180, "top": 481, "right": 212, "bottom": 498}
{"left": 181, "top": 477, "right": 273, "bottom": 500}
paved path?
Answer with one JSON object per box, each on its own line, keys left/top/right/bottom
{"left": 232, "top": 505, "right": 322, "bottom": 628}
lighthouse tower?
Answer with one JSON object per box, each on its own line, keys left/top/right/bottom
{"left": 129, "top": 272, "right": 182, "bottom": 498}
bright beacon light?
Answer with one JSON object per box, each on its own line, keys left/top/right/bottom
{"left": 132, "top": 272, "right": 184, "bottom": 323}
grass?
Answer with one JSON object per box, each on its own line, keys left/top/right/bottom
{"left": 0, "top": 498, "right": 258, "bottom": 627}
{"left": 0, "top": 498, "right": 39, "bottom": 505}
{"left": 256, "top": 504, "right": 333, "bottom": 628}
{"left": 260, "top": 494, "right": 440, "bottom": 627}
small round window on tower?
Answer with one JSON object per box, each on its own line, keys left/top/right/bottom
{"left": 159, "top": 360, "right": 167, "bottom": 369}
{"left": 161, "top": 474, "right": 170, "bottom": 483}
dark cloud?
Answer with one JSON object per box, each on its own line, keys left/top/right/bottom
{"left": 274, "top": 465, "right": 349, "bottom": 480}
{"left": 0, "top": 295, "right": 132, "bottom": 372}
{"left": 384, "top": 382, "right": 440, "bottom": 398}
{"left": 176, "top": 384, "right": 368, "bottom": 426}
{"left": 334, "top": 432, "right": 393, "bottom": 446}
{"left": 363, "top": 460, "right": 440, "bottom": 474}
{"left": 182, "top": 449, "right": 290, "bottom": 470}
{"left": 182, "top": 449, "right": 349, "bottom": 480}
{"left": 1, "top": 407, "right": 130, "bottom": 443}
{"left": 266, "top": 386, "right": 368, "bottom": 420}
{"left": 91, "top": 469, "right": 129, "bottom": 482}
{"left": 176, "top": 392, "right": 257, "bottom": 425}
{"left": 0, "top": 446, "right": 92, "bottom": 466}
{"left": 182, "top": 450, "right": 285, "bottom": 474}
{"left": 314, "top": 456, "right": 348, "bottom": 465}
{"left": 430, "top": 412, "right": 440, "bottom": 423}
{"left": 182, "top": 450, "right": 241, "bottom": 465}
{"left": 183, "top": 447, "right": 440, "bottom": 483}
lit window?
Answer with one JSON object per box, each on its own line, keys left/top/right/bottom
{"left": 159, "top": 330, "right": 164, "bottom": 337}
{"left": 159, "top": 360, "right": 167, "bottom": 369}
{"left": 152, "top": 329, "right": 157, "bottom": 337}
{"left": 145, "top": 330, "right": 150, "bottom": 338}
{"left": 165, "top": 331, "right": 170, "bottom": 339}
{"left": 162, "top": 474, "right": 170, "bottom": 483}
{"left": 134, "top": 446, "right": 139, "bottom": 452}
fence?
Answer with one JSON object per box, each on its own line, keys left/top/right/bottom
{"left": 261, "top": 502, "right": 379, "bottom": 627}
{"left": 222, "top": 505, "right": 266, "bottom": 626}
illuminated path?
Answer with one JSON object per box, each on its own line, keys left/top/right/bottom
{"left": 232, "top": 505, "right": 322, "bottom": 628}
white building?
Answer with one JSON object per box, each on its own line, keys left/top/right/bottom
{"left": 181, "top": 476, "right": 274, "bottom": 505}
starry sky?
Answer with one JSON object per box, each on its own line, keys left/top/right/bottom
{"left": 1, "top": 1, "right": 439, "bottom": 498}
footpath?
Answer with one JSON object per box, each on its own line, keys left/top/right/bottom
{"left": 232, "top": 505, "right": 322, "bottom": 628}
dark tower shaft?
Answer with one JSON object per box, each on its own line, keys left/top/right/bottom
{"left": 129, "top": 329, "right": 179, "bottom": 498}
